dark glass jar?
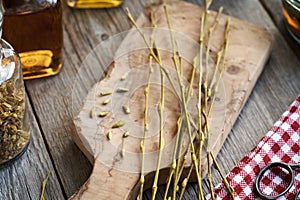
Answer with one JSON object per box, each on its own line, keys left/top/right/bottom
{"left": 2, "top": 0, "right": 63, "bottom": 79}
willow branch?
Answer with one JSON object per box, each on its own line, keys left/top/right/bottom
{"left": 40, "top": 171, "right": 51, "bottom": 200}
{"left": 151, "top": 50, "right": 166, "bottom": 200}
{"left": 138, "top": 55, "right": 153, "bottom": 200}
{"left": 126, "top": 8, "right": 181, "bottom": 101}
{"left": 163, "top": 117, "right": 183, "bottom": 200}
{"left": 210, "top": 151, "right": 235, "bottom": 199}
{"left": 163, "top": 3, "right": 202, "bottom": 195}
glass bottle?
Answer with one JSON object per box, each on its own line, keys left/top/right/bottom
{"left": 0, "top": 3, "right": 30, "bottom": 166}
{"left": 282, "top": 0, "right": 300, "bottom": 43}
{"left": 66, "top": 0, "right": 123, "bottom": 9}
{"left": 2, "top": 0, "right": 63, "bottom": 80}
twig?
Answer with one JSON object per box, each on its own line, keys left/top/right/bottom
{"left": 207, "top": 153, "right": 216, "bottom": 200}
{"left": 126, "top": 2, "right": 231, "bottom": 200}
{"left": 206, "top": 17, "right": 231, "bottom": 200}
{"left": 40, "top": 171, "right": 51, "bottom": 200}
{"left": 152, "top": 48, "right": 166, "bottom": 200}
{"left": 208, "top": 7, "right": 223, "bottom": 91}
{"left": 138, "top": 55, "right": 153, "bottom": 200}
{"left": 126, "top": 8, "right": 181, "bottom": 102}
{"left": 179, "top": 178, "right": 188, "bottom": 200}
{"left": 162, "top": 3, "right": 203, "bottom": 197}
{"left": 163, "top": 117, "right": 183, "bottom": 200}
{"left": 207, "top": 18, "right": 231, "bottom": 117}
{"left": 210, "top": 151, "right": 235, "bottom": 199}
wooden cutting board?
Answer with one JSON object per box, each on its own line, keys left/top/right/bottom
{"left": 70, "top": 1, "right": 272, "bottom": 199}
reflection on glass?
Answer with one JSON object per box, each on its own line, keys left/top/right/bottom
{"left": 282, "top": 0, "right": 300, "bottom": 43}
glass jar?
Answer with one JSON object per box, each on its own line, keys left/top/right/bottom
{"left": 282, "top": 0, "right": 300, "bottom": 43}
{"left": 66, "top": 0, "right": 123, "bottom": 9}
{"left": 2, "top": 0, "right": 63, "bottom": 80}
{"left": 0, "top": 4, "right": 30, "bottom": 166}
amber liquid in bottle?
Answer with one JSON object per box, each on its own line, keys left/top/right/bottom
{"left": 66, "top": 0, "right": 122, "bottom": 9}
{"left": 282, "top": 0, "right": 300, "bottom": 43}
{"left": 2, "top": 0, "right": 63, "bottom": 79}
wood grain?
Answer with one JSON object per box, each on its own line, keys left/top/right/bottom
{"left": 0, "top": 97, "right": 65, "bottom": 200}
{"left": 196, "top": 0, "right": 300, "bottom": 196}
{"left": 70, "top": 1, "right": 272, "bottom": 199}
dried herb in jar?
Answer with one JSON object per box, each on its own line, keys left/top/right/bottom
{"left": 0, "top": 3, "right": 30, "bottom": 165}
{"left": 0, "top": 79, "right": 30, "bottom": 163}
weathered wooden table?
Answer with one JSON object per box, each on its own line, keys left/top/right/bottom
{"left": 1, "top": 0, "right": 299, "bottom": 199}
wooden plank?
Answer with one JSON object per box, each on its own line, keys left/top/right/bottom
{"left": 70, "top": 1, "right": 272, "bottom": 199}
{"left": 147, "top": 0, "right": 300, "bottom": 198}
{"left": 21, "top": 0, "right": 300, "bottom": 199}
{"left": 0, "top": 97, "right": 65, "bottom": 200}
{"left": 195, "top": 0, "right": 300, "bottom": 196}
{"left": 23, "top": 2, "right": 145, "bottom": 198}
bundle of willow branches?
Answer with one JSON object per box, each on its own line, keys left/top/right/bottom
{"left": 126, "top": 0, "right": 233, "bottom": 199}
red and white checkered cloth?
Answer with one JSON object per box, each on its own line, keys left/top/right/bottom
{"left": 206, "top": 96, "right": 300, "bottom": 200}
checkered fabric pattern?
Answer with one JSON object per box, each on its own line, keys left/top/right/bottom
{"left": 206, "top": 96, "right": 300, "bottom": 200}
